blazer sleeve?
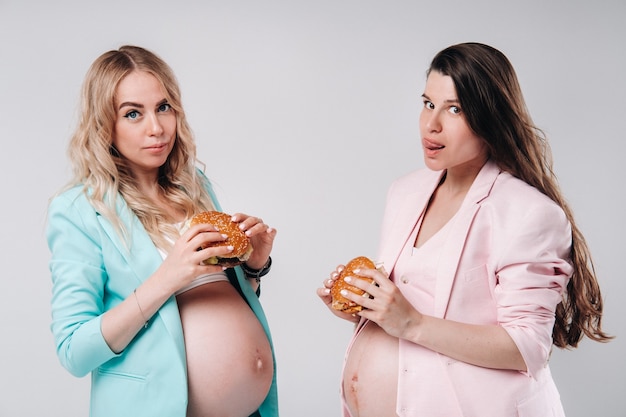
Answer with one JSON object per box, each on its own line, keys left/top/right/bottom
{"left": 47, "top": 191, "right": 120, "bottom": 377}
{"left": 493, "top": 201, "right": 573, "bottom": 377}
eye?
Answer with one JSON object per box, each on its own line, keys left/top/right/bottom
{"left": 423, "top": 100, "right": 435, "bottom": 110}
{"left": 124, "top": 110, "right": 140, "bottom": 119}
{"left": 448, "top": 106, "right": 461, "bottom": 115}
{"left": 158, "top": 103, "right": 172, "bottom": 112}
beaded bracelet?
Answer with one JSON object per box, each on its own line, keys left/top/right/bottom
{"left": 241, "top": 256, "right": 272, "bottom": 282}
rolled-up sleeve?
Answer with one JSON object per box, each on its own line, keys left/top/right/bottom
{"left": 47, "top": 193, "right": 119, "bottom": 377}
{"left": 494, "top": 203, "right": 573, "bottom": 378}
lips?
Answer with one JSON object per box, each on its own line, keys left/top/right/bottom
{"left": 146, "top": 142, "right": 168, "bottom": 150}
{"left": 422, "top": 138, "right": 444, "bottom": 159}
{"left": 423, "top": 138, "right": 444, "bottom": 150}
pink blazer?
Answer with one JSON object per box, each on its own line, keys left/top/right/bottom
{"left": 343, "top": 161, "right": 572, "bottom": 417}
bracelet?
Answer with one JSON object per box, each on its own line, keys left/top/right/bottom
{"left": 241, "top": 256, "right": 272, "bottom": 282}
{"left": 133, "top": 289, "right": 149, "bottom": 329}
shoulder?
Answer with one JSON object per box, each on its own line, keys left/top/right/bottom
{"left": 46, "top": 185, "right": 104, "bottom": 236}
{"left": 490, "top": 172, "right": 561, "bottom": 211}
{"left": 483, "top": 172, "right": 569, "bottom": 233}
{"left": 48, "top": 185, "right": 92, "bottom": 214}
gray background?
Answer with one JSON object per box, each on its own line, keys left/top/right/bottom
{"left": 1, "top": 1, "right": 624, "bottom": 416}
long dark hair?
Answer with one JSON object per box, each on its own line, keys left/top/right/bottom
{"left": 428, "top": 42, "right": 612, "bottom": 348}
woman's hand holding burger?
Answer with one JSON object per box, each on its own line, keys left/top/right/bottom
{"left": 190, "top": 211, "right": 276, "bottom": 271}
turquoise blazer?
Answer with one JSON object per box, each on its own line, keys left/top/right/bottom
{"left": 46, "top": 180, "right": 279, "bottom": 417}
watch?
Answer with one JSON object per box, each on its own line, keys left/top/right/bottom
{"left": 241, "top": 256, "right": 272, "bottom": 281}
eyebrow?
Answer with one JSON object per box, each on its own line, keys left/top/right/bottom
{"left": 421, "top": 93, "right": 459, "bottom": 104}
{"left": 118, "top": 98, "right": 169, "bottom": 110}
{"left": 118, "top": 101, "right": 143, "bottom": 110}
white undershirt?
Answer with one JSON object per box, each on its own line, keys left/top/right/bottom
{"left": 157, "top": 222, "right": 229, "bottom": 295}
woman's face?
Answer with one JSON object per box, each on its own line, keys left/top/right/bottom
{"left": 419, "top": 71, "right": 487, "bottom": 174}
{"left": 112, "top": 70, "right": 176, "bottom": 179}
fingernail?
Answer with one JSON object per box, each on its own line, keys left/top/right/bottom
{"left": 221, "top": 234, "right": 229, "bottom": 239}
{"left": 227, "top": 246, "right": 234, "bottom": 250}
{"left": 340, "top": 290, "right": 348, "bottom": 296}
{"left": 324, "top": 288, "right": 330, "bottom": 294}
{"left": 344, "top": 277, "right": 352, "bottom": 283}
{"left": 353, "top": 268, "right": 361, "bottom": 274}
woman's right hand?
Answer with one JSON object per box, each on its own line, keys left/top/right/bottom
{"left": 102, "top": 223, "right": 232, "bottom": 352}
{"left": 158, "top": 223, "right": 234, "bottom": 294}
{"left": 316, "top": 264, "right": 361, "bottom": 324}
{"left": 102, "top": 223, "right": 235, "bottom": 353}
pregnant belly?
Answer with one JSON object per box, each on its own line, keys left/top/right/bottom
{"left": 343, "top": 321, "right": 399, "bottom": 417}
{"left": 177, "top": 281, "right": 273, "bottom": 417}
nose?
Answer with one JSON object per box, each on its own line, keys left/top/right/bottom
{"left": 421, "top": 109, "right": 442, "bottom": 133}
{"left": 147, "top": 113, "right": 164, "bottom": 136}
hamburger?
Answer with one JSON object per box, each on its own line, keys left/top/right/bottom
{"left": 331, "top": 256, "right": 378, "bottom": 314}
{"left": 189, "top": 211, "right": 253, "bottom": 267}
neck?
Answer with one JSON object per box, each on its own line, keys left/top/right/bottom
{"left": 130, "top": 168, "right": 161, "bottom": 196}
{"left": 137, "top": 181, "right": 161, "bottom": 200}
{"left": 439, "top": 158, "right": 487, "bottom": 195}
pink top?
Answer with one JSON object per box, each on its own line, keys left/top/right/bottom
{"left": 392, "top": 214, "right": 462, "bottom": 416}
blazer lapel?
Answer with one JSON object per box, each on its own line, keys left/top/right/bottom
{"left": 96, "top": 195, "right": 187, "bottom": 367}
{"left": 96, "top": 197, "right": 162, "bottom": 286}
{"left": 433, "top": 161, "right": 500, "bottom": 317}
{"left": 378, "top": 169, "right": 444, "bottom": 275}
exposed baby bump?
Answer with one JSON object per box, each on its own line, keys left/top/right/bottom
{"left": 177, "top": 282, "right": 273, "bottom": 417}
{"left": 343, "top": 321, "right": 399, "bottom": 417}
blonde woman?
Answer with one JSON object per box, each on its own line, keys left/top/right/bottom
{"left": 47, "top": 45, "right": 278, "bottom": 417}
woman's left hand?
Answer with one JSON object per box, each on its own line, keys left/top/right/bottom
{"left": 342, "top": 266, "right": 423, "bottom": 340}
{"left": 231, "top": 212, "right": 277, "bottom": 269}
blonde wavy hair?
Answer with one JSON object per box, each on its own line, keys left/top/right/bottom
{"left": 66, "top": 45, "right": 214, "bottom": 251}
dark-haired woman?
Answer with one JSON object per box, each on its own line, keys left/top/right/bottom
{"left": 318, "top": 42, "right": 611, "bottom": 417}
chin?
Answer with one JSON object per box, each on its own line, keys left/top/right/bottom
{"left": 423, "top": 157, "right": 445, "bottom": 172}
